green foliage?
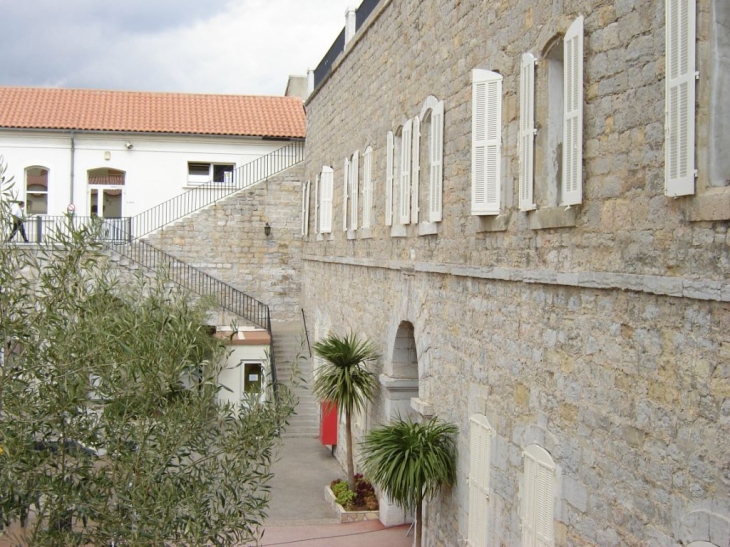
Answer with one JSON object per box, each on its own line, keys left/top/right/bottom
{"left": 311, "top": 332, "right": 378, "bottom": 491}
{"left": 0, "top": 170, "right": 297, "bottom": 546}
{"left": 359, "top": 417, "right": 457, "bottom": 511}
{"left": 330, "top": 481, "right": 355, "bottom": 508}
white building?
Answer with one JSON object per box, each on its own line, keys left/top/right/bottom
{"left": 0, "top": 86, "right": 305, "bottom": 237}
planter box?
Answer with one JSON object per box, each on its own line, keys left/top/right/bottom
{"left": 324, "top": 486, "right": 380, "bottom": 524}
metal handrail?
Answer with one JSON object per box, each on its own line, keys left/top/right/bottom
{"left": 110, "top": 238, "right": 271, "bottom": 330}
{"left": 129, "top": 141, "right": 304, "bottom": 239}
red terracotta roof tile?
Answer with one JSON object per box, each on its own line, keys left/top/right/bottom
{"left": 0, "top": 87, "right": 306, "bottom": 139}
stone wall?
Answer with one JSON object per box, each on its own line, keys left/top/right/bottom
{"left": 301, "top": 0, "right": 729, "bottom": 545}
{"left": 145, "top": 164, "right": 305, "bottom": 323}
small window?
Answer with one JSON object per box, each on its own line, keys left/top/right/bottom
{"left": 213, "top": 164, "right": 234, "bottom": 183}
{"left": 25, "top": 166, "right": 49, "bottom": 215}
{"left": 362, "top": 147, "right": 373, "bottom": 229}
{"left": 319, "top": 166, "right": 334, "bottom": 234}
{"left": 187, "top": 162, "right": 235, "bottom": 184}
{"left": 243, "top": 362, "right": 263, "bottom": 393}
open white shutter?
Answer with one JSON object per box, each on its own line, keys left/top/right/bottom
{"left": 314, "top": 174, "right": 319, "bottom": 234}
{"left": 320, "top": 167, "right": 333, "bottom": 233}
{"left": 343, "top": 158, "right": 350, "bottom": 231}
{"left": 562, "top": 16, "right": 584, "bottom": 206}
{"left": 665, "top": 0, "right": 696, "bottom": 196}
{"left": 400, "top": 119, "right": 412, "bottom": 224}
{"left": 362, "top": 147, "right": 372, "bottom": 228}
{"left": 386, "top": 131, "right": 394, "bottom": 226}
{"left": 472, "top": 69, "right": 502, "bottom": 215}
{"left": 430, "top": 100, "right": 445, "bottom": 222}
{"left": 467, "top": 415, "right": 492, "bottom": 547}
{"left": 351, "top": 152, "right": 359, "bottom": 230}
{"left": 535, "top": 462, "right": 555, "bottom": 546}
{"left": 519, "top": 53, "right": 537, "bottom": 211}
{"left": 411, "top": 116, "right": 420, "bottom": 224}
{"left": 301, "top": 180, "right": 310, "bottom": 236}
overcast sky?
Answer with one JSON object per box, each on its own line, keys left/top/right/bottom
{"left": 0, "top": 0, "right": 355, "bottom": 96}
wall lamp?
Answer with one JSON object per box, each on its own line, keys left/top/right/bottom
{"left": 125, "top": 141, "right": 133, "bottom": 149}
{"left": 264, "top": 222, "right": 272, "bottom": 237}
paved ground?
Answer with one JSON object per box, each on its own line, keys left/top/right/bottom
{"left": 258, "top": 436, "right": 413, "bottom": 547}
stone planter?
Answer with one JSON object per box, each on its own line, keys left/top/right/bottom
{"left": 324, "top": 486, "right": 380, "bottom": 524}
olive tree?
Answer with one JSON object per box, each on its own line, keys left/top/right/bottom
{"left": 0, "top": 168, "right": 296, "bottom": 546}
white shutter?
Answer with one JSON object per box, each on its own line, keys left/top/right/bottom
{"left": 343, "top": 158, "right": 350, "bottom": 231}
{"left": 301, "top": 180, "right": 310, "bottom": 236}
{"left": 522, "top": 446, "right": 555, "bottom": 547}
{"left": 665, "top": 0, "right": 696, "bottom": 196}
{"left": 562, "top": 16, "right": 584, "bottom": 206}
{"left": 314, "top": 174, "right": 320, "bottom": 234}
{"left": 363, "top": 147, "right": 373, "bottom": 228}
{"left": 320, "top": 167, "right": 333, "bottom": 234}
{"left": 400, "top": 119, "right": 412, "bottom": 224}
{"left": 430, "top": 100, "right": 445, "bottom": 222}
{"left": 467, "top": 415, "right": 492, "bottom": 547}
{"left": 519, "top": 53, "right": 537, "bottom": 211}
{"left": 386, "top": 131, "right": 394, "bottom": 226}
{"left": 472, "top": 69, "right": 502, "bottom": 215}
{"left": 351, "top": 152, "right": 359, "bottom": 231}
{"left": 411, "top": 116, "right": 420, "bottom": 224}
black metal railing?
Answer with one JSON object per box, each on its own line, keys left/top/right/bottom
{"left": 130, "top": 141, "right": 304, "bottom": 239}
{"left": 313, "top": 0, "right": 382, "bottom": 89}
{"left": 110, "top": 239, "right": 271, "bottom": 330}
{"left": 14, "top": 215, "right": 132, "bottom": 244}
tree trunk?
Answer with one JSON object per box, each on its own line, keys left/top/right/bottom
{"left": 345, "top": 411, "right": 355, "bottom": 491}
{"left": 415, "top": 497, "right": 423, "bottom": 547}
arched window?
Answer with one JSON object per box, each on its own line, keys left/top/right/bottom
{"left": 25, "top": 166, "right": 49, "bottom": 215}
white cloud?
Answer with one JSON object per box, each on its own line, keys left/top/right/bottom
{"left": 0, "top": 0, "right": 355, "bottom": 95}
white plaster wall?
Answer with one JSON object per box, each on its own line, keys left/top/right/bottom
{"left": 0, "top": 130, "right": 284, "bottom": 217}
{"left": 216, "top": 344, "right": 269, "bottom": 406}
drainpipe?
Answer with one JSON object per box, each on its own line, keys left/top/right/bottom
{"left": 69, "top": 131, "right": 75, "bottom": 206}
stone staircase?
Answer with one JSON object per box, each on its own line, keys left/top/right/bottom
{"left": 271, "top": 321, "right": 319, "bottom": 438}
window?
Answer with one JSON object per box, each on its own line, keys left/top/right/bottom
{"left": 342, "top": 157, "right": 350, "bottom": 232}
{"left": 709, "top": 0, "right": 730, "bottom": 187}
{"left": 521, "top": 444, "right": 556, "bottom": 547}
{"left": 411, "top": 116, "right": 421, "bottom": 224}
{"left": 467, "top": 414, "right": 492, "bottom": 547}
{"left": 429, "top": 101, "right": 445, "bottom": 222}
{"left": 319, "top": 166, "right": 334, "bottom": 234}
{"left": 471, "top": 69, "right": 503, "bottom": 215}
{"left": 362, "top": 147, "right": 373, "bottom": 229}
{"left": 665, "top": 0, "right": 696, "bottom": 196}
{"left": 25, "top": 166, "right": 49, "bottom": 215}
{"left": 187, "top": 162, "right": 234, "bottom": 184}
{"left": 350, "top": 152, "right": 359, "bottom": 231}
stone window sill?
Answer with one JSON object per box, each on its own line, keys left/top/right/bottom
{"left": 418, "top": 221, "right": 439, "bottom": 236}
{"left": 358, "top": 227, "right": 374, "bottom": 239}
{"left": 390, "top": 224, "right": 407, "bottom": 238}
{"left": 528, "top": 206, "right": 578, "bottom": 230}
{"left": 475, "top": 214, "right": 510, "bottom": 233}
{"left": 347, "top": 229, "right": 357, "bottom": 240}
{"left": 683, "top": 187, "right": 730, "bottom": 221}
{"left": 316, "top": 233, "right": 334, "bottom": 241}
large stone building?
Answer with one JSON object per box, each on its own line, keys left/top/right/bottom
{"left": 300, "top": 0, "right": 729, "bottom": 545}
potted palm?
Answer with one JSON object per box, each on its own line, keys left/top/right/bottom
{"left": 359, "top": 417, "right": 457, "bottom": 547}
{"left": 312, "top": 332, "right": 378, "bottom": 491}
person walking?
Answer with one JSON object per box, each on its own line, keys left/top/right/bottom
{"left": 8, "top": 200, "right": 29, "bottom": 242}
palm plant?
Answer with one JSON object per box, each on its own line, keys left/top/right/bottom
{"left": 312, "top": 332, "right": 378, "bottom": 491}
{"left": 359, "top": 417, "right": 458, "bottom": 547}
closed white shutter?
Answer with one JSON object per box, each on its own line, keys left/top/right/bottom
{"left": 400, "top": 119, "right": 412, "bottom": 224}
{"left": 665, "top": 0, "right": 696, "bottom": 196}
{"left": 519, "top": 53, "right": 537, "bottom": 211}
{"left": 343, "top": 158, "right": 350, "bottom": 231}
{"left": 562, "top": 16, "right": 584, "bottom": 206}
{"left": 467, "top": 415, "right": 492, "bottom": 547}
{"left": 386, "top": 131, "right": 394, "bottom": 226}
{"left": 430, "top": 100, "right": 445, "bottom": 222}
{"left": 301, "top": 180, "right": 310, "bottom": 236}
{"left": 411, "top": 116, "right": 421, "bottom": 224}
{"left": 320, "top": 166, "right": 333, "bottom": 233}
{"left": 351, "top": 152, "right": 359, "bottom": 231}
{"left": 472, "top": 69, "right": 502, "bottom": 215}
{"left": 363, "top": 147, "right": 373, "bottom": 228}
{"left": 522, "top": 445, "right": 555, "bottom": 547}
